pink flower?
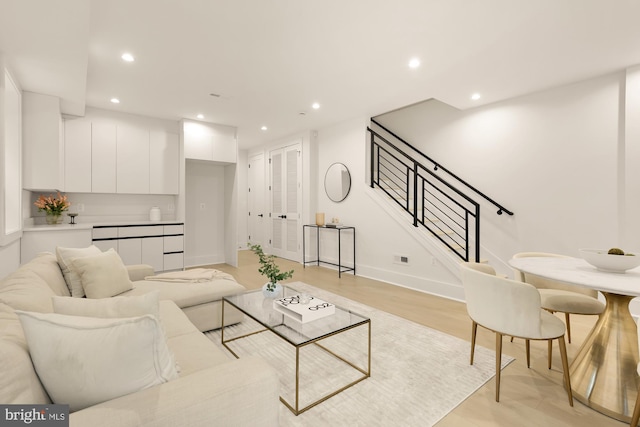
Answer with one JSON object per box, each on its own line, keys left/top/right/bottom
{"left": 35, "top": 192, "right": 70, "bottom": 215}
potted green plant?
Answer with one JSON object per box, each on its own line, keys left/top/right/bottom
{"left": 249, "top": 243, "right": 294, "bottom": 298}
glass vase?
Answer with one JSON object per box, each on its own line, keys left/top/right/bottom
{"left": 45, "top": 213, "right": 62, "bottom": 225}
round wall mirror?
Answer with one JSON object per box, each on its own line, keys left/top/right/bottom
{"left": 324, "top": 163, "right": 351, "bottom": 202}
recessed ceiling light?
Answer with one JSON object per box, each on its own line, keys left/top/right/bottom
{"left": 261, "top": 126, "right": 268, "bottom": 131}
{"left": 408, "top": 58, "right": 420, "bottom": 69}
{"left": 471, "top": 93, "right": 481, "bottom": 100}
{"left": 312, "top": 102, "right": 320, "bottom": 110}
{"left": 110, "top": 98, "right": 120, "bottom": 104}
{"left": 197, "top": 114, "right": 204, "bottom": 119}
{"left": 121, "top": 53, "right": 134, "bottom": 62}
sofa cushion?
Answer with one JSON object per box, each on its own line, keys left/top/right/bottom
{"left": 16, "top": 310, "right": 179, "bottom": 412}
{"left": 123, "top": 278, "right": 246, "bottom": 308}
{"left": 21, "top": 252, "right": 70, "bottom": 297}
{"left": 56, "top": 245, "right": 102, "bottom": 297}
{"left": 52, "top": 291, "right": 160, "bottom": 319}
{"left": 71, "top": 249, "right": 133, "bottom": 299}
{"left": 0, "top": 269, "right": 56, "bottom": 313}
{"left": 0, "top": 303, "right": 51, "bottom": 405}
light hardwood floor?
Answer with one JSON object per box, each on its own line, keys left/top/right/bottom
{"left": 208, "top": 250, "right": 625, "bottom": 427}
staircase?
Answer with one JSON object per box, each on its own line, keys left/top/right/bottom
{"left": 367, "top": 119, "right": 513, "bottom": 262}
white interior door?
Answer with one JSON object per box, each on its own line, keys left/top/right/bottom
{"left": 248, "top": 153, "right": 265, "bottom": 247}
{"left": 270, "top": 143, "right": 301, "bottom": 261}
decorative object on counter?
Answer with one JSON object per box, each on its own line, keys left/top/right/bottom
{"left": 149, "top": 206, "right": 162, "bottom": 222}
{"left": 68, "top": 213, "right": 78, "bottom": 225}
{"left": 326, "top": 217, "right": 342, "bottom": 228}
{"left": 248, "top": 243, "right": 294, "bottom": 298}
{"left": 315, "top": 212, "right": 325, "bottom": 226}
{"left": 35, "top": 192, "right": 70, "bottom": 225}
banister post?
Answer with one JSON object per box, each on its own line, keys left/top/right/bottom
{"left": 475, "top": 204, "right": 480, "bottom": 262}
{"left": 413, "top": 161, "right": 418, "bottom": 227}
{"left": 370, "top": 131, "right": 375, "bottom": 188}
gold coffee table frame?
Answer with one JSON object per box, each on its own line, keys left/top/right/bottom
{"left": 221, "top": 287, "right": 371, "bottom": 415}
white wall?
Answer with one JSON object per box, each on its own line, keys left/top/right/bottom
{"left": 0, "top": 239, "right": 20, "bottom": 280}
{"left": 315, "top": 117, "right": 460, "bottom": 297}
{"left": 184, "top": 160, "right": 226, "bottom": 266}
{"left": 376, "top": 71, "right": 625, "bottom": 270}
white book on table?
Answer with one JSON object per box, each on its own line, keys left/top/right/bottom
{"left": 273, "top": 295, "right": 335, "bottom": 323}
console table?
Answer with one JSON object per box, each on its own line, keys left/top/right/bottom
{"left": 302, "top": 225, "right": 355, "bottom": 277}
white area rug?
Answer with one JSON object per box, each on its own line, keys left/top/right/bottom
{"left": 206, "top": 282, "right": 513, "bottom": 426}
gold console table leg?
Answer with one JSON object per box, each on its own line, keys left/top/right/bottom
{"left": 569, "top": 292, "right": 639, "bottom": 422}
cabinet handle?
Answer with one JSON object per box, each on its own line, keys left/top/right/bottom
{"left": 278, "top": 214, "right": 287, "bottom": 219}
{"left": 258, "top": 214, "right": 264, "bottom": 217}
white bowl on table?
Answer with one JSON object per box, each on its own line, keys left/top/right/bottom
{"left": 579, "top": 248, "right": 640, "bottom": 273}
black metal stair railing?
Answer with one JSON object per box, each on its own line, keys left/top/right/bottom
{"left": 368, "top": 122, "right": 513, "bottom": 262}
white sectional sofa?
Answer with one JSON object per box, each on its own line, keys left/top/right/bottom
{"left": 0, "top": 252, "right": 280, "bottom": 426}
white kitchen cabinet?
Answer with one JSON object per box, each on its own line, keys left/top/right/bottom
{"left": 150, "top": 131, "right": 179, "bottom": 194}
{"left": 183, "top": 120, "right": 237, "bottom": 163}
{"left": 117, "top": 238, "right": 142, "bottom": 265}
{"left": 163, "top": 253, "right": 184, "bottom": 271}
{"left": 117, "top": 124, "right": 149, "bottom": 194}
{"left": 22, "top": 92, "right": 64, "bottom": 191}
{"left": 64, "top": 119, "right": 92, "bottom": 192}
{"left": 21, "top": 227, "right": 93, "bottom": 264}
{"left": 141, "top": 236, "right": 164, "bottom": 272}
{"left": 92, "top": 223, "right": 183, "bottom": 271}
{"left": 93, "top": 239, "right": 117, "bottom": 252}
{"left": 92, "top": 121, "right": 117, "bottom": 193}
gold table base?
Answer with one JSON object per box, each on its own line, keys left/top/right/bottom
{"left": 569, "top": 292, "right": 639, "bottom": 422}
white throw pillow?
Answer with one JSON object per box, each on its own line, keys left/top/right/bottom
{"left": 16, "top": 310, "right": 178, "bottom": 412}
{"left": 71, "top": 249, "right": 133, "bottom": 299}
{"left": 56, "top": 245, "right": 102, "bottom": 298}
{"left": 52, "top": 291, "right": 160, "bottom": 319}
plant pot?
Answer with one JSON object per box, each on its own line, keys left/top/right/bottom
{"left": 45, "top": 214, "right": 62, "bottom": 225}
{"left": 262, "top": 282, "right": 282, "bottom": 298}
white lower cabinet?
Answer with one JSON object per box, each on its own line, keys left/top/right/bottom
{"left": 92, "top": 223, "right": 183, "bottom": 272}
{"left": 141, "top": 237, "right": 164, "bottom": 272}
{"left": 117, "top": 238, "right": 142, "bottom": 266}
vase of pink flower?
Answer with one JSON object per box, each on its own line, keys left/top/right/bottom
{"left": 35, "top": 193, "right": 70, "bottom": 225}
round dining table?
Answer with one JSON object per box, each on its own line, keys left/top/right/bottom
{"left": 509, "top": 255, "right": 640, "bottom": 423}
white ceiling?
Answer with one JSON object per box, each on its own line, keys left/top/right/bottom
{"left": 2, "top": 0, "right": 640, "bottom": 149}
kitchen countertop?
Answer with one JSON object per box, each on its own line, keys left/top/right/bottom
{"left": 23, "top": 220, "right": 183, "bottom": 232}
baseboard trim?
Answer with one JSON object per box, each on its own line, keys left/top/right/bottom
{"left": 185, "top": 254, "right": 225, "bottom": 268}
{"left": 357, "top": 264, "right": 465, "bottom": 303}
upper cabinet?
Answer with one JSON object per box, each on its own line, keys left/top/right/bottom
{"left": 116, "top": 124, "right": 150, "bottom": 194}
{"left": 62, "top": 110, "right": 180, "bottom": 195}
{"left": 183, "top": 120, "right": 237, "bottom": 164}
{"left": 91, "top": 121, "right": 117, "bottom": 193}
{"left": 64, "top": 118, "right": 92, "bottom": 192}
{"left": 150, "top": 131, "right": 179, "bottom": 194}
{"left": 22, "top": 92, "right": 64, "bottom": 191}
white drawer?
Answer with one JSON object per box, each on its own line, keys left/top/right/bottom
{"left": 93, "top": 227, "right": 118, "bottom": 239}
{"left": 164, "top": 224, "right": 184, "bottom": 235}
{"left": 163, "top": 253, "right": 184, "bottom": 271}
{"left": 164, "top": 235, "right": 184, "bottom": 253}
{"left": 118, "top": 226, "right": 163, "bottom": 238}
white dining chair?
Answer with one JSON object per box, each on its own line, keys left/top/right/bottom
{"left": 512, "top": 252, "right": 605, "bottom": 345}
{"left": 461, "top": 262, "right": 573, "bottom": 405}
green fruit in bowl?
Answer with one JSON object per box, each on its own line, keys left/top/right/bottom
{"left": 608, "top": 248, "right": 625, "bottom": 255}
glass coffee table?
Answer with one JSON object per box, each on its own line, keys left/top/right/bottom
{"left": 221, "top": 284, "right": 371, "bottom": 415}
